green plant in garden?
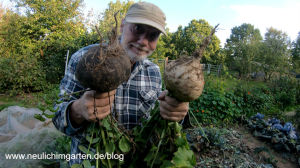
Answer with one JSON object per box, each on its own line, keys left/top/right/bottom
{"left": 33, "top": 85, "right": 61, "bottom": 121}
{"left": 130, "top": 103, "right": 196, "bottom": 168}
{"left": 296, "top": 108, "right": 300, "bottom": 130}
{"left": 190, "top": 88, "right": 243, "bottom": 125}
{"left": 269, "top": 76, "right": 299, "bottom": 110}
{"left": 68, "top": 102, "right": 196, "bottom": 168}
{"left": 42, "top": 135, "right": 71, "bottom": 167}
{"left": 188, "top": 75, "right": 291, "bottom": 125}
{"left": 71, "top": 116, "right": 131, "bottom": 168}
{"left": 234, "top": 85, "right": 277, "bottom": 116}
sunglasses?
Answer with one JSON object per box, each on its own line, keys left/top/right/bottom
{"left": 130, "top": 24, "right": 161, "bottom": 42}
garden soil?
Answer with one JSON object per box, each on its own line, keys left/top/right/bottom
{"left": 237, "top": 126, "right": 298, "bottom": 168}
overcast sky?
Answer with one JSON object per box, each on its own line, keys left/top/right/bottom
{"left": 2, "top": 0, "right": 300, "bottom": 46}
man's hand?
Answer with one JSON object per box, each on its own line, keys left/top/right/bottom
{"left": 158, "top": 90, "right": 189, "bottom": 122}
{"left": 70, "top": 90, "right": 116, "bottom": 126}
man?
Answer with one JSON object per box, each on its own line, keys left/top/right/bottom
{"left": 52, "top": 2, "right": 189, "bottom": 166}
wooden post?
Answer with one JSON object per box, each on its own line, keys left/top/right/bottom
{"left": 64, "top": 50, "right": 70, "bottom": 75}
{"left": 207, "top": 64, "right": 211, "bottom": 74}
{"left": 217, "top": 64, "right": 222, "bottom": 76}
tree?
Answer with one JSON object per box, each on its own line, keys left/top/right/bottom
{"left": 0, "top": 8, "right": 45, "bottom": 92}
{"left": 170, "top": 19, "right": 222, "bottom": 64}
{"left": 259, "top": 27, "right": 291, "bottom": 80}
{"left": 13, "top": 0, "right": 88, "bottom": 83}
{"left": 97, "top": 0, "right": 134, "bottom": 40}
{"left": 149, "top": 30, "right": 175, "bottom": 61}
{"left": 225, "top": 23, "right": 262, "bottom": 78}
{"left": 0, "top": 3, "right": 4, "bottom": 19}
{"left": 291, "top": 32, "right": 300, "bottom": 73}
{"left": 0, "top": 0, "right": 89, "bottom": 92}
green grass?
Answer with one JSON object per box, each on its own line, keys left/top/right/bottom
{"left": 0, "top": 84, "right": 59, "bottom": 112}
{"left": 204, "top": 74, "right": 267, "bottom": 93}
{"left": 0, "top": 95, "right": 29, "bottom": 111}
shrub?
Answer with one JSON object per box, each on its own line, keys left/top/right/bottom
{"left": 189, "top": 76, "right": 281, "bottom": 125}
{"left": 234, "top": 85, "right": 277, "bottom": 116}
{"left": 269, "top": 76, "right": 299, "bottom": 110}
{"left": 0, "top": 55, "right": 47, "bottom": 93}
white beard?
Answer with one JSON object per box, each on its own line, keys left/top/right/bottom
{"left": 120, "top": 34, "right": 154, "bottom": 63}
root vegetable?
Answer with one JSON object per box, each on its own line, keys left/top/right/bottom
{"left": 75, "top": 13, "right": 131, "bottom": 92}
{"left": 164, "top": 24, "right": 219, "bottom": 102}
{"left": 72, "top": 13, "right": 133, "bottom": 168}
{"left": 129, "top": 25, "right": 219, "bottom": 168}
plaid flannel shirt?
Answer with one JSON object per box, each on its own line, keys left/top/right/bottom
{"left": 52, "top": 44, "right": 162, "bottom": 165}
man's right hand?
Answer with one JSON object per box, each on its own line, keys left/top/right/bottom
{"left": 69, "top": 90, "right": 116, "bottom": 126}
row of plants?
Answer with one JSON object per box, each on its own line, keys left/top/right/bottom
{"left": 189, "top": 75, "right": 300, "bottom": 125}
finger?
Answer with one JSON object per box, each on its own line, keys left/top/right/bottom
{"left": 95, "top": 95, "right": 115, "bottom": 107}
{"left": 160, "top": 100, "right": 188, "bottom": 112}
{"left": 164, "top": 95, "right": 187, "bottom": 107}
{"left": 160, "top": 105, "right": 186, "bottom": 119}
{"left": 96, "top": 106, "right": 111, "bottom": 120}
{"left": 96, "top": 104, "right": 111, "bottom": 115}
{"left": 160, "top": 109, "right": 182, "bottom": 122}
{"left": 83, "top": 109, "right": 97, "bottom": 122}
{"left": 94, "top": 90, "right": 117, "bottom": 99}
{"left": 83, "top": 90, "right": 97, "bottom": 98}
{"left": 158, "top": 90, "right": 167, "bottom": 100}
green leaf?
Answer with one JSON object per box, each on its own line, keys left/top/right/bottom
{"left": 161, "top": 160, "right": 174, "bottom": 168}
{"left": 107, "top": 132, "right": 114, "bottom": 138}
{"left": 71, "top": 164, "right": 83, "bottom": 168}
{"left": 105, "top": 142, "right": 115, "bottom": 154}
{"left": 78, "top": 145, "right": 88, "bottom": 154}
{"left": 174, "top": 122, "right": 182, "bottom": 133}
{"left": 82, "top": 160, "right": 92, "bottom": 168}
{"left": 101, "top": 118, "right": 112, "bottom": 130}
{"left": 219, "top": 102, "right": 225, "bottom": 106}
{"left": 92, "top": 138, "right": 100, "bottom": 144}
{"left": 212, "top": 101, "right": 217, "bottom": 105}
{"left": 34, "top": 114, "right": 45, "bottom": 121}
{"left": 175, "top": 137, "right": 186, "bottom": 146}
{"left": 172, "top": 147, "right": 196, "bottom": 168}
{"left": 144, "top": 146, "right": 157, "bottom": 165}
{"left": 86, "top": 136, "right": 100, "bottom": 144}
{"left": 118, "top": 136, "right": 131, "bottom": 153}
{"left": 43, "top": 113, "right": 55, "bottom": 118}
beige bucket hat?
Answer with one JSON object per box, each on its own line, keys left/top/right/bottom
{"left": 124, "top": 2, "right": 166, "bottom": 35}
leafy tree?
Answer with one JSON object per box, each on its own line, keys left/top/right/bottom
{"left": 0, "top": 9, "right": 46, "bottom": 92}
{"left": 170, "top": 19, "right": 222, "bottom": 64}
{"left": 96, "top": 0, "right": 134, "bottom": 40}
{"left": 14, "top": 0, "right": 89, "bottom": 83}
{"left": 0, "top": 0, "right": 90, "bottom": 92}
{"left": 259, "top": 27, "right": 291, "bottom": 80}
{"left": 150, "top": 29, "right": 176, "bottom": 60}
{"left": 148, "top": 30, "right": 176, "bottom": 74}
{"left": 291, "top": 32, "right": 300, "bottom": 73}
{"left": 225, "top": 23, "right": 262, "bottom": 78}
{"left": 0, "top": 3, "right": 4, "bottom": 18}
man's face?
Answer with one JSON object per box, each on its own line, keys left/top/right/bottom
{"left": 120, "top": 22, "right": 161, "bottom": 63}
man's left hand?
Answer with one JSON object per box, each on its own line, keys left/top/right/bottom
{"left": 158, "top": 90, "right": 189, "bottom": 122}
